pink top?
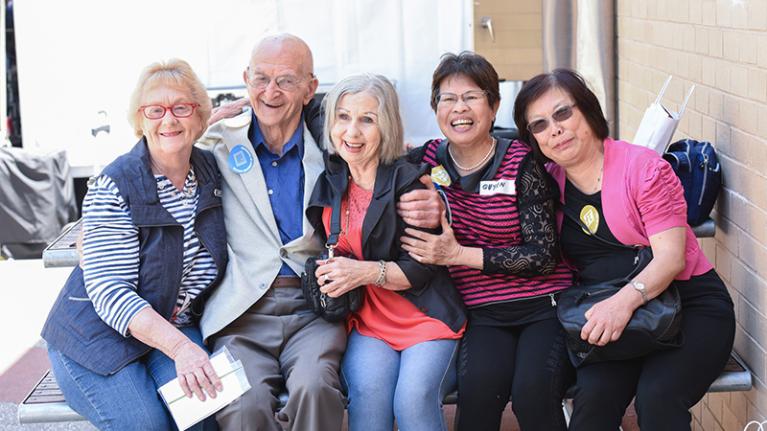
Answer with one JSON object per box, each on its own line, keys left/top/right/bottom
{"left": 322, "top": 181, "right": 464, "bottom": 351}
{"left": 547, "top": 137, "right": 713, "bottom": 280}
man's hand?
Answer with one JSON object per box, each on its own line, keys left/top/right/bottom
{"left": 397, "top": 175, "right": 444, "bottom": 228}
{"left": 208, "top": 98, "right": 250, "bottom": 125}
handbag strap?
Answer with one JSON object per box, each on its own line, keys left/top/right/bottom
{"left": 325, "top": 189, "right": 344, "bottom": 251}
{"left": 562, "top": 206, "right": 638, "bottom": 251}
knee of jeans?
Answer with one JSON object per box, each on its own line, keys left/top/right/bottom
{"left": 393, "top": 383, "right": 438, "bottom": 416}
{"left": 105, "top": 405, "right": 172, "bottom": 431}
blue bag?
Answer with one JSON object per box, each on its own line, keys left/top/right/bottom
{"left": 662, "top": 139, "right": 722, "bottom": 227}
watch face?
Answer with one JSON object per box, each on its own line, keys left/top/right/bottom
{"left": 633, "top": 281, "right": 646, "bottom": 291}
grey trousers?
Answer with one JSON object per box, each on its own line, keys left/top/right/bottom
{"left": 210, "top": 286, "right": 347, "bottom": 431}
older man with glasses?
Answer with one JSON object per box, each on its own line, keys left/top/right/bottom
{"left": 199, "top": 33, "right": 447, "bottom": 430}
{"left": 198, "top": 34, "right": 344, "bottom": 431}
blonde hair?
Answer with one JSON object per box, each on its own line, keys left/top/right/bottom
{"left": 322, "top": 73, "right": 404, "bottom": 164}
{"left": 127, "top": 59, "right": 212, "bottom": 139}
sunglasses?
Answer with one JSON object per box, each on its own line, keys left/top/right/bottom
{"left": 526, "top": 104, "right": 576, "bottom": 134}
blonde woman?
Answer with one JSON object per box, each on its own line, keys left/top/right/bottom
{"left": 42, "top": 59, "right": 226, "bottom": 430}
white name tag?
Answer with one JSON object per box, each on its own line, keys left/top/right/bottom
{"left": 479, "top": 179, "right": 516, "bottom": 196}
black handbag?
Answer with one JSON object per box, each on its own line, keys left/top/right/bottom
{"left": 556, "top": 210, "right": 683, "bottom": 367}
{"left": 300, "top": 193, "right": 363, "bottom": 323}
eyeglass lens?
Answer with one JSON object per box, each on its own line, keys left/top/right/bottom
{"left": 142, "top": 104, "right": 196, "bottom": 120}
{"left": 527, "top": 105, "right": 574, "bottom": 134}
{"left": 249, "top": 74, "right": 300, "bottom": 91}
{"left": 437, "top": 90, "right": 486, "bottom": 106}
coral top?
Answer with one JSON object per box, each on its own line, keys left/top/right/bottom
{"left": 322, "top": 181, "right": 464, "bottom": 351}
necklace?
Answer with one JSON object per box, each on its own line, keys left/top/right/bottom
{"left": 448, "top": 137, "right": 497, "bottom": 172}
{"left": 594, "top": 167, "right": 603, "bottom": 192}
{"left": 343, "top": 194, "right": 351, "bottom": 235}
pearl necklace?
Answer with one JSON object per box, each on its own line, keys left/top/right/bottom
{"left": 448, "top": 137, "right": 497, "bottom": 172}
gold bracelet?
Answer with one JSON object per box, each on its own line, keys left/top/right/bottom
{"left": 374, "top": 260, "right": 387, "bottom": 286}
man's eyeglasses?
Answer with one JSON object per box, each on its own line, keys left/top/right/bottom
{"left": 435, "top": 90, "right": 488, "bottom": 107}
{"left": 247, "top": 72, "right": 312, "bottom": 92}
{"left": 526, "top": 104, "right": 576, "bottom": 134}
{"left": 139, "top": 103, "right": 199, "bottom": 120}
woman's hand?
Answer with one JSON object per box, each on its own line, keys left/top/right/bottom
{"left": 401, "top": 211, "right": 463, "bottom": 266}
{"left": 315, "top": 256, "right": 375, "bottom": 297}
{"left": 580, "top": 287, "right": 642, "bottom": 346}
{"left": 173, "top": 340, "right": 223, "bottom": 401}
{"left": 581, "top": 227, "right": 686, "bottom": 346}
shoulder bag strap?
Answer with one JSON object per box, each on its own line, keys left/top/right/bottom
{"left": 562, "top": 206, "right": 637, "bottom": 251}
{"left": 325, "top": 191, "right": 344, "bottom": 256}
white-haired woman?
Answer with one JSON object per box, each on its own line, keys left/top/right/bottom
{"left": 306, "top": 74, "right": 466, "bottom": 431}
{"left": 42, "top": 59, "right": 227, "bottom": 430}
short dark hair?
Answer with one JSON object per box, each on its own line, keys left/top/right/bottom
{"left": 513, "top": 68, "right": 609, "bottom": 163}
{"left": 430, "top": 51, "right": 500, "bottom": 111}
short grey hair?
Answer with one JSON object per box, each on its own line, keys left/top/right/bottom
{"left": 127, "top": 59, "right": 212, "bottom": 139}
{"left": 322, "top": 74, "right": 404, "bottom": 164}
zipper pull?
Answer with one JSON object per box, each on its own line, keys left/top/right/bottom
{"left": 550, "top": 293, "right": 557, "bottom": 306}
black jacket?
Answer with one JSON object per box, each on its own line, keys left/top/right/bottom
{"left": 306, "top": 154, "right": 466, "bottom": 332}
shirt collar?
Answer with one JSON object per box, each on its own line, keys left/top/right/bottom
{"left": 249, "top": 111, "right": 305, "bottom": 158}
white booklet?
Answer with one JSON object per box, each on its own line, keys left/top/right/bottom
{"left": 158, "top": 347, "right": 251, "bottom": 430}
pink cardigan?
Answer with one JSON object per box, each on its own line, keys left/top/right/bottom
{"left": 547, "top": 138, "right": 713, "bottom": 280}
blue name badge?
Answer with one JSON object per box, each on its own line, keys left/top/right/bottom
{"left": 228, "top": 145, "right": 254, "bottom": 174}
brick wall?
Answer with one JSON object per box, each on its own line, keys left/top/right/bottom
{"left": 616, "top": 0, "right": 767, "bottom": 429}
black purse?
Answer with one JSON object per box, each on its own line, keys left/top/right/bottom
{"left": 556, "top": 210, "right": 683, "bottom": 367}
{"left": 301, "top": 194, "right": 363, "bottom": 323}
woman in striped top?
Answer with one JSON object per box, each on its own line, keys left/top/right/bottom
{"left": 401, "top": 52, "right": 574, "bottom": 431}
{"left": 41, "top": 59, "right": 227, "bottom": 431}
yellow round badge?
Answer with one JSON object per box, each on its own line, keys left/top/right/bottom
{"left": 431, "top": 165, "right": 452, "bottom": 187}
{"left": 579, "top": 205, "right": 600, "bottom": 235}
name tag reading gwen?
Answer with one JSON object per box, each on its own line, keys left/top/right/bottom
{"left": 479, "top": 179, "right": 516, "bottom": 196}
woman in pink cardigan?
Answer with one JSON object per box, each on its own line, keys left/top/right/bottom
{"left": 513, "top": 68, "right": 735, "bottom": 431}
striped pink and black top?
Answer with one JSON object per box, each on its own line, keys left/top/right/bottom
{"left": 422, "top": 139, "right": 573, "bottom": 308}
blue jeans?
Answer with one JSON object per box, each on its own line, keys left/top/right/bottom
{"left": 48, "top": 325, "right": 217, "bottom": 431}
{"left": 342, "top": 329, "right": 458, "bottom": 431}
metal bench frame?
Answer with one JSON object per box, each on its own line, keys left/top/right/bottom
{"left": 17, "top": 352, "right": 753, "bottom": 424}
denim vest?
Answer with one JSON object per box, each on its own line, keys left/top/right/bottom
{"left": 41, "top": 139, "right": 227, "bottom": 376}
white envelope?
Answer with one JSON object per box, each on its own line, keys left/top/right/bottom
{"left": 158, "top": 347, "right": 251, "bottom": 431}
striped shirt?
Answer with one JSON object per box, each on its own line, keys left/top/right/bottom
{"left": 422, "top": 139, "right": 572, "bottom": 307}
{"left": 81, "top": 167, "right": 218, "bottom": 336}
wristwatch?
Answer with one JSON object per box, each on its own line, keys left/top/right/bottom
{"left": 631, "top": 280, "right": 648, "bottom": 304}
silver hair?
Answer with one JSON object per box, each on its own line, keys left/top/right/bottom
{"left": 322, "top": 73, "right": 404, "bottom": 164}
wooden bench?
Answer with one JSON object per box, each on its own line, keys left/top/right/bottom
{"left": 19, "top": 217, "right": 732, "bottom": 424}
